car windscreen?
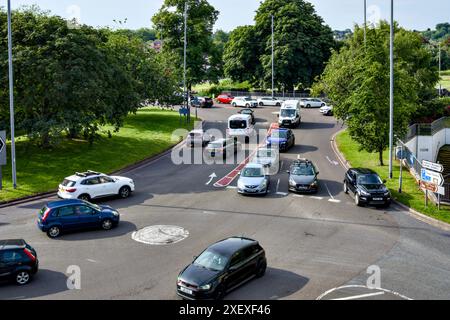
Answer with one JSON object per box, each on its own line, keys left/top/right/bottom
{"left": 281, "top": 109, "right": 296, "bottom": 117}
{"left": 292, "top": 165, "right": 315, "bottom": 176}
{"left": 242, "top": 167, "right": 264, "bottom": 178}
{"left": 270, "top": 130, "right": 288, "bottom": 139}
{"left": 243, "top": 98, "right": 253, "bottom": 101}
{"left": 357, "top": 174, "right": 383, "bottom": 185}
{"left": 61, "top": 179, "right": 76, "bottom": 187}
{"left": 194, "top": 250, "right": 229, "bottom": 272}
{"left": 229, "top": 120, "right": 247, "bottom": 129}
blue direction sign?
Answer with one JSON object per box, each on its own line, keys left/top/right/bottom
{"left": 421, "top": 168, "right": 444, "bottom": 186}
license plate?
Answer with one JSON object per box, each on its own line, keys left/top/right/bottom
{"left": 373, "top": 198, "right": 383, "bottom": 201}
{"left": 180, "top": 287, "right": 193, "bottom": 295}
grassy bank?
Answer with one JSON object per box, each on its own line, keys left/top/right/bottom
{"left": 336, "top": 130, "right": 450, "bottom": 225}
{"left": 0, "top": 108, "right": 194, "bottom": 202}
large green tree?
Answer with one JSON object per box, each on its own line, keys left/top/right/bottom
{"left": 152, "top": 0, "right": 219, "bottom": 88}
{"left": 314, "top": 22, "right": 439, "bottom": 166}
{"left": 223, "top": 0, "right": 335, "bottom": 90}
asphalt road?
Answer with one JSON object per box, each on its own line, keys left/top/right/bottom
{"left": 0, "top": 105, "right": 449, "bottom": 300}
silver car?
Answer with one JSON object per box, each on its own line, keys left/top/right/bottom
{"left": 187, "top": 130, "right": 211, "bottom": 147}
{"left": 237, "top": 163, "right": 270, "bottom": 195}
{"left": 251, "top": 148, "right": 280, "bottom": 175}
{"left": 205, "top": 138, "right": 240, "bottom": 159}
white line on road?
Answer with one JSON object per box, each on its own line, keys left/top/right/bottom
{"left": 310, "top": 196, "right": 324, "bottom": 200}
{"left": 276, "top": 192, "right": 288, "bottom": 196}
{"left": 86, "top": 259, "right": 98, "bottom": 263}
{"left": 326, "top": 156, "right": 339, "bottom": 166}
{"left": 293, "top": 194, "right": 304, "bottom": 198}
{"left": 332, "top": 291, "right": 385, "bottom": 300}
{"left": 227, "top": 186, "right": 237, "bottom": 189}
{"left": 276, "top": 179, "right": 280, "bottom": 194}
{"left": 328, "top": 199, "right": 342, "bottom": 203}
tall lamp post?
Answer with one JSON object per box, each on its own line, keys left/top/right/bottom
{"left": 7, "top": 0, "right": 17, "bottom": 189}
{"left": 183, "top": 2, "right": 189, "bottom": 123}
{"left": 271, "top": 15, "right": 274, "bottom": 99}
{"left": 389, "top": 0, "right": 394, "bottom": 179}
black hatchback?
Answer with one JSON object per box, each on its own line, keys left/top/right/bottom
{"left": 344, "top": 168, "right": 392, "bottom": 207}
{"left": 177, "top": 237, "right": 267, "bottom": 300}
{"left": 0, "top": 239, "right": 39, "bottom": 285}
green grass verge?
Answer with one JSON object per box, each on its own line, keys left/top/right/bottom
{"left": 0, "top": 107, "right": 194, "bottom": 202}
{"left": 336, "top": 130, "right": 450, "bottom": 225}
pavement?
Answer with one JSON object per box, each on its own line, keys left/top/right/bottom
{"left": 0, "top": 104, "right": 449, "bottom": 300}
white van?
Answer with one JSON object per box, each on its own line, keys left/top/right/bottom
{"left": 278, "top": 101, "right": 301, "bottom": 128}
{"left": 227, "top": 114, "right": 256, "bottom": 142}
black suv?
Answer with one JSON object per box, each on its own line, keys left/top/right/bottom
{"left": 344, "top": 168, "right": 391, "bottom": 207}
{"left": 177, "top": 237, "right": 267, "bottom": 300}
{"left": 0, "top": 239, "right": 39, "bottom": 285}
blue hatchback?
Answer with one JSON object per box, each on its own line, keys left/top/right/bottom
{"left": 37, "top": 200, "right": 120, "bottom": 238}
{"left": 266, "top": 128, "right": 296, "bottom": 152}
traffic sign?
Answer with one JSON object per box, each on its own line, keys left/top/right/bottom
{"left": 420, "top": 181, "right": 438, "bottom": 193}
{"left": 0, "top": 131, "right": 6, "bottom": 166}
{"left": 421, "top": 169, "right": 444, "bottom": 186}
{"left": 422, "top": 160, "right": 444, "bottom": 173}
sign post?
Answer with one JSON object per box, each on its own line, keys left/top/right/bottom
{"left": 0, "top": 131, "right": 7, "bottom": 190}
{"left": 420, "top": 160, "right": 445, "bottom": 210}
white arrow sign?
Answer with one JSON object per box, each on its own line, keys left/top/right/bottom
{"left": 422, "top": 160, "right": 444, "bottom": 173}
{"left": 206, "top": 173, "right": 217, "bottom": 186}
{"left": 421, "top": 169, "right": 444, "bottom": 186}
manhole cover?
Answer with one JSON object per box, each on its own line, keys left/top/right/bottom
{"left": 132, "top": 225, "right": 189, "bottom": 245}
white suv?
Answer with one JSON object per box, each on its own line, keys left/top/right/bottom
{"left": 300, "top": 98, "right": 326, "bottom": 108}
{"left": 58, "top": 171, "right": 135, "bottom": 201}
{"left": 231, "top": 97, "right": 258, "bottom": 108}
{"left": 257, "top": 97, "right": 283, "bottom": 107}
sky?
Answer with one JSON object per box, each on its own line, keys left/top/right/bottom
{"left": 4, "top": 0, "right": 450, "bottom": 32}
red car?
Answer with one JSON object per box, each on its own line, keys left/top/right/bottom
{"left": 216, "top": 94, "right": 234, "bottom": 104}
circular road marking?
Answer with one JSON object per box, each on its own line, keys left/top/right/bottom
{"left": 132, "top": 225, "right": 189, "bottom": 245}
{"left": 316, "top": 285, "right": 413, "bottom": 300}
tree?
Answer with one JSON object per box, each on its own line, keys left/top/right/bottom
{"left": 314, "top": 22, "right": 439, "bottom": 166}
{"left": 152, "top": 0, "right": 219, "bottom": 89}
{"left": 223, "top": 26, "right": 261, "bottom": 83}
{"left": 254, "top": 0, "right": 335, "bottom": 90}
{"left": 207, "top": 30, "right": 229, "bottom": 82}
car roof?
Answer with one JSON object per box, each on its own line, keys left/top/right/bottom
{"left": 0, "top": 239, "right": 26, "bottom": 250}
{"left": 352, "top": 168, "right": 377, "bottom": 175}
{"left": 229, "top": 114, "right": 251, "bottom": 121}
{"left": 46, "top": 199, "right": 86, "bottom": 209}
{"left": 207, "top": 237, "right": 258, "bottom": 257}
{"left": 65, "top": 171, "right": 104, "bottom": 181}
{"left": 244, "top": 163, "right": 264, "bottom": 169}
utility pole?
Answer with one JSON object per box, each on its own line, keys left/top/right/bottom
{"left": 389, "top": 0, "right": 394, "bottom": 179}
{"left": 271, "top": 14, "right": 274, "bottom": 99}
{"left": 364, "top": 0, "right": 367, "bottom": 44}
{"left": 183, "top": 2, "right": 189, "bottom": 123}
{"left": 7, "top": 0, "right": 17, "bottom": 189}
{"left": 439, "top": 42, "right": 442, "bottom": 97}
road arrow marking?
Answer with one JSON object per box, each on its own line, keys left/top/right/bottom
{"left": 326, "top": 156, "right": 339, "bottom": 166}
{"left": 206, "top": 173, "right": 217, "bottom": 185}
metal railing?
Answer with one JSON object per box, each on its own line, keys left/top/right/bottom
{"left": 405, "top": 117, "right": 450, "bottom": 142}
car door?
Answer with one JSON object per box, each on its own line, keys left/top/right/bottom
{"left": 83, "top": 177, "right": 103, "bottom": 198}
{"left": 74, "top": 205, "right": 100, "bottom": 228}
{"left": 225, "top": 251, "right": 248, "bottom": 289}
{"left": 57, "top": 206, "right": 79, "bottom": 230}
{"left": 0, "top": 251, "right": 19, "bottom": 278}
{"left": 99, "top": 176, "right": 117, "bottom": 196}
{"left": 346, "top": 170, "right": 357, "bottom": 193}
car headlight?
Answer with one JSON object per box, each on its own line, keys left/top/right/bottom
{"left": 311, "top": 181, "right": 318, "bottom": 187}
{"left": 261, "top": 180, "right": 268, "bottom": 188}
{"left": 359, "top": 190, "right": 370, "bottom": 196}
{"left": 384, "top": 191, "right": 391, "bottom": 196}
{"left": 112, "top": 211, "right": 119, "bottom": 217}
{"left": 129, "top": 180, "right": 135, "bottom": 185}
{"left": 199, "top": 284, "right": 212, "bottom": 291}
{"left": 289, "top": 178, "right": 296, "bottom": 186}
{"left": 238, "top": 181, "right": 245, "bottom": 189}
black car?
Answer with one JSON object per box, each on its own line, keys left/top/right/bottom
{"left": 177, "top": 237, "right": 267, "bottom": 300}
{"left": 238, "top": 108, "right": 256, "bottom": 124}
{"left": 0, "top": 239, "right": 39, "bottom": 285}
{"left": 344, "top": 168, "right": 392, "bottom": 207}
{"left": 288, "top": 159, "right": 319, "bottom": 193}
{"left": 192, "top": 96, "right": 214, "bottom": 108}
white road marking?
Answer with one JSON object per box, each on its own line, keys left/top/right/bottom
{"left": 132, "top": 225, "right": 189, "bottom": 245}
{"left": 227, "top": 186, "right": 237, "bottom": 190}
{"left": 276, "top": 192, "right": 288, "bottom": 196}
{"left": 332, "top": 292, "right": 385, "bottom": 300}
{"left": 310, "top": 196, "right": 324, "bottom": 200}
{"left": 276, "top": 179, "right": 281, "bottom": 193}
{"left": 202, "top": 211, "right": 217, "bottom": 215}
{"left": 326, "top": 156, "right": 339, "bottom": 166}
{"left": 293, "top": 194, "right": 304, "bottom": 198}
{"left": 205, "top": 173, "right": 217, "bottom": 186}
{"left": 86, "top": 259, "right": 98, "bottom": 263}
{"left": 329, "top": 199, "right": 342, "bottom": 203}
{"left": 316, "top": 285, "right": 413, "bottom": 300}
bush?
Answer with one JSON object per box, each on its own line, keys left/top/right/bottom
{"left": 196, "top": 80, "right": 253, "bottom": 97}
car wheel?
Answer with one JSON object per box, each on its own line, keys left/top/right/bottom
{"left": 355, "top": 194, "right": 363, "bottom": 207}
{"left": 102, "top": 219, "right": 113, "bottom": 230}
{"left": 322, "top": 103, "right": 326, "bottom": 107}
{"left": 78, "top": 194, "right": 91, "bottom": 202}
{"left": 344, "top": 182, "right": 349, "bottom": 194}
{"left": 256, "top": 261, "right": 267, "bottom": 278}
{"left": 232, "top": 103, "right": 237, "bottom": 107}
{"left": 119, "top": 186, "right": 131, "bottom": 199}
{"left": 246, "top": 104, "right": 250, "bottom": 108}
{"left": 259, "top": 102, "right": 264, "bottom": 106}
{"left": 306, "top": 104, "right": 311, "bottom": 108}
{"left": 47, "top": 226, "right": 61, "bottom": 238}
{"left": 214, "top": 284, "right": 226, "bottom": 300}
{"left": 15, "top": 271, "right": 31, "bottom": 286}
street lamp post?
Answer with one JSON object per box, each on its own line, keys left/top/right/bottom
{"left": 183, "top": 2, "right": 189, "bottom": 123}
{"left": 439, "top": 42, "right": 442, "bottom": 97}
{"left": 7, "top": 0, "right": 17, "bottom": 189}
{"left": 389, "top": 0, "right": 394, "bottom": 180}
{"left": 364, "top": 0, "right": 367, "bottom": 44}
{"left": 271, "top": 15, "right": 274, "bottom": 99}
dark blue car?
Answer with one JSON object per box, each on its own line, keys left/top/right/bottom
{"left": 266, "top": 128, "right": 295, "bottom": 152}
{"left": 37, "top": 199, "right": 120, "bottom": 238}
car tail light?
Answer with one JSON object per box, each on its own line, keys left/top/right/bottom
{"left": 66, "top": 188, "right": 77, "bottom": 193}
{"left": 23, "top": 248, "right": 36, "bottom": 262}
{"left": 42, "top": 208, "right": 51, "bottom": 222}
